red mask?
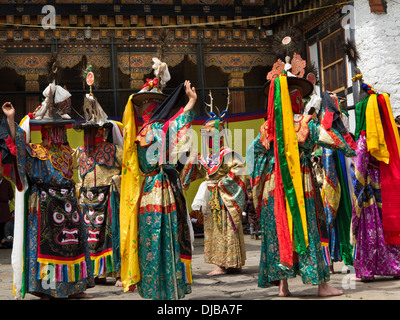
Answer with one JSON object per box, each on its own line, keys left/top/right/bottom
{"left": 290, "top": 89, "right": 304, "bottom": 114}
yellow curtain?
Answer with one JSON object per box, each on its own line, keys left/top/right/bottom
{"left": 120, "top": 94, "right": 141, "bottom": 291}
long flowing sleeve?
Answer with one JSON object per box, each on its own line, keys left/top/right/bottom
{"left": 218, "top": 152, "right": 247, "bottom": 226}
{"left": 351, "top": 135, "right": 371, "bottom": 238}
{"left": 0, "top": 118, "right": 27, "bottom": 192}
{"left": 120, "top": 94, "right": 141, "bottom": 291}
{"left": 309, "top": 119, "right": 357, "bottom": 157}
{"left": 180, "top": 151, "right": 206, "bottom": 190}
{"left": 166, "top": 109, "right": 195, "bottom": 165}
{"left": 7, "top": 118, "right": 29, "bottom": 299}
{"left": 321, "top": 148, "right": 341, "bottom": 228}
{"left": 246, "top": 132, "right": 272, "bottom": 216}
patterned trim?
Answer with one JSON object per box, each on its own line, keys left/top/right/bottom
{"left": 293, "top": 114, "right": 313, "bottom": 143}
{"left": 200, "top": 147, "right": 238, "bottom": 176}
{"left": 220, "top": 180, "right": 241, "bottom": 210}
{"left": 228, "top": 170, "right": 246, "bottom": 194}
{"left": 78, "top": 142, "right": 117, "bottom": 177}
{"left": 136, "top": 123, "right": 154, "bottom": 147}
{"left": 26, "top": 143, "right": 50, "bottom": 160}
{"left": 26, "top": 143, "right": 74, "bottom": 180}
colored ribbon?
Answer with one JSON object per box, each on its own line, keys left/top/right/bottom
{"left": 274, "top": 74, "right": 308, "bottom": 255}
{"left": 365, "top": 93, "right": 389, "bottom": 163}
{"left": 268, "top": 78, "right": 293, "bottom": 267}
{"left": 378, "top": 93, "right": 400, "bottom": 245}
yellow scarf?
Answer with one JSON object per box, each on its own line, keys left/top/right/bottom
{"left": 120, "top": 94, "right": 141, "bottom": 291}
{"left": 366, "top": 94, "right": 389, "bottom": 164}
{"left": 279, "top": 76, "right": 308, "bottom": 248}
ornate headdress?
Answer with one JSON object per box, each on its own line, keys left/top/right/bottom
{"left": 73, "top": 63, "right": 110, "bottom": 130}
{"left": 131, "top": 57, "right": 170, "bottom": 108}
{"left": 265, "top": 54, "right": 314, "bottom": 100}
{"left": 201, "top": 89, "right": 230, "bottom": 164}
{"left": 29, "top": 55, "right": 74, "bottom": 125}
{"left": 72, "top": 63, "right": 123, "bottom": 153}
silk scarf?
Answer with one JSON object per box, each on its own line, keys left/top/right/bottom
{"left": 334, "top": 151, "right": 354, "bottom": 265}
{"left": 120, "top": 94, "right": 141, "bottom": 291}
{"left": 266, "top": 78, "right": 293, "bottom": 266}
{"left": 377, "top": 93, "right": 400, "bottom": 245}
{"left": 365, "top": 93, "right": 389, "bottom": 163}
{"left": 274, "top": 74, "right": 308, "bottom": 256}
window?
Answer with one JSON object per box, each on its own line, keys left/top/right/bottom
{"left": 319, "top": 28, "right": 347, "bottom": 94}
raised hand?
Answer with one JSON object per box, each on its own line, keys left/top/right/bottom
{"left": 1, "top": 102, "right": 16, "bottom": 141}
{"left": 184, "top": 80, "right": 197, "bottom": 101}
{"left": 2, "top": 102, "right": 15, "bottom": 120}
{"left": 184, "top": 80, "right": 197, "bottom": 112}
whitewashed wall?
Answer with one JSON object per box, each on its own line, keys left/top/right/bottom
{"left": 354, "top": 0, "right": 400, "bottom": 116}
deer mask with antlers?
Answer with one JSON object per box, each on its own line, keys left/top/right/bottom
{"left": 201, "top": 89, "right": 231, "bottom": 160}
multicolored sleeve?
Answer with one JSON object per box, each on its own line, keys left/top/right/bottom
{"left": 246, "top": 133, "right": 271, "bottom": 217}
{"left": 321, "top": 148, "right": 341, "bottom": 229}
{"left": 0, "top": 118, "right": 27, "bottom": 191}
{"left": 218, "top": 152, "right": 247, "bottom": 226}
{"left": 11, "top": 125, "right": 27, "bottom": 192}
{"left": 168, "top": 109, "right": 196, "bottom": 164}
{"left": 310, "top": 119, "right": 357, "bottom": 157}
{"left": 179, "top": 151, "right": 206, "bottom": 190}
{"left": 351, "top": 135, "right": 370, "bottom": 224}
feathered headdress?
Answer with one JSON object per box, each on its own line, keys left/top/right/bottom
{"left": 73, "top": 59, "right": 109, "bottom": 130}
{"left": 271, "top": 27, "right": 303, "bottom": 60}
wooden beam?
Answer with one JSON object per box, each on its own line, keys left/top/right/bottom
{"left": 369, "top": 0, "right": 387, "bottom": 13}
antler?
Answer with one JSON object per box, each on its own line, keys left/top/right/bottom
{"left": 225, "top": 88, "right": 230, "bottom": 113}
{"left": 205, "top": 90, "right": 213, "bottom": 117}
{"left": 205, "top": 89, "right": 230, "bottom": 117}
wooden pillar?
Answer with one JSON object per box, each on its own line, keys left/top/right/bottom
{"left": 228, "top": 72, "right": 245, "bottom": 114}
{"left": 110, "top": 37, "right": 120, "bottom": 117}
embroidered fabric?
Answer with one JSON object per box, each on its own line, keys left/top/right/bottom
{"left": 78, "top": 141, "right": 117, "bottom": 177}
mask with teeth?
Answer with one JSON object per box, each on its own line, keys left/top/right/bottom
{"left": 37, "top": 184, "right": 85, "bottom": 261}
{"left": 79, "top": 185, "right": 113, "bottom": 256}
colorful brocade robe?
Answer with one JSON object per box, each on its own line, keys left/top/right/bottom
{"left": 247, "top": 114, "right": 355, "bottom": 286}
{"left": 351, "top": 87, "right": 400, "bottom": 279}
{"left": 321, "top": 147, "right": 354, "bottom": 266}
{"left": 10, "top": 124, "right": 94, "bottom": 299}
{"left": 181, "top": 147, "right": 247, "bottom": 269}
{"left": 135, "top": 108, "right": 195, "bottom": 300}
{"left": 72, "top": 140, "right": 123, "bottom": 277}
